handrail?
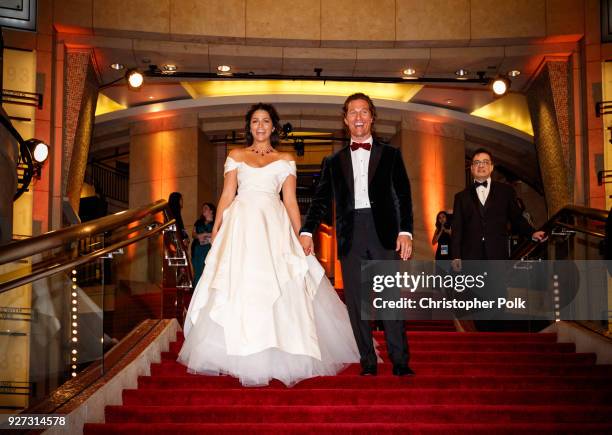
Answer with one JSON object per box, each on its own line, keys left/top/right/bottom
{"left": 512, "top": 204, "right": 608, "bottom": 260}
{"left": 0, "top": 199, "right": 168, "bottom": 265}
{"left": 0, "top": 220, "right": 175, "bottom": 294}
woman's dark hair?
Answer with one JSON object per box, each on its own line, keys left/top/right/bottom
{"left": 168, "top": 192, "right": 185, "bottom": 235}
{"left": 435, "top": 211, "right": 448, "bottom": 230}
{"left": 244, "top": 103, "right": 282, "bottom": 147}
{"left": 201, "top": 202, "right": 216, "bottom": 222}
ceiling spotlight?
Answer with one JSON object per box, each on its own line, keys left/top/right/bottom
{"left": 162, "top": 64, "right": 177, "bottom": 73}
{"left": 110, "top": 63, "right": 124, "bottom": 71}
{"left": 126, "top": 69, "right": 144, "bottom": 90}
{"left": 508, "top": 70, "right": 521, "bottom": 78}
{"left": 455, "top": 69, "right": 469, "bottom": 79}
{"left": 445, "top": 99, "right": 453, "bottom": 104}
{"left": 403, "top": 68, "right": 416, "bottom": 76}
{"left": 25, "top": 139, "right": 49, "bottom": 164}
{"left": 492, "top": 76, "right": 511, "bottom": 96}
{"left": 217, "top": 65, "right": 231, "bottom": 73}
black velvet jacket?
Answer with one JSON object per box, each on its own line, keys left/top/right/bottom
{"left": 301, "top": 141, "right": 413, "bottom": 258}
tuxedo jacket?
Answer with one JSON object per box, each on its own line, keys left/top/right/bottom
{"left": 451, "top": 181, "right": 534, "bottom": 260}
{"left": 301, "top": 141, "right": 413, "bottom": 258}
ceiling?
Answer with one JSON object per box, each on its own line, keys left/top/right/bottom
{"left": 67, "top": 32, "right": 578, "bottom": 116}
{"left": 81, "top": 33, "right": 577, "bottom": 195}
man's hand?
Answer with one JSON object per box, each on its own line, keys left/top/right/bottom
{"left": 451, "top": 258, "right": 462, "bottom": 272}
{"left": 532, "top": 230, "right": 547, "bottom": 242}
{"left": 299, "top": 235, "right": 314, "bottom": 256}
{"left": 396, "top": 235, "right": 412, "bottom": 260}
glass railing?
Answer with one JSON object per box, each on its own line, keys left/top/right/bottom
{"left": 512, "top": 205, "right": 610, "bottom": 335}
{"left": 0, "top": 200, "right": 191, "bottom": 416}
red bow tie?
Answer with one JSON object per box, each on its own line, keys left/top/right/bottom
{"left": 350, "top": 142, "right": 372, "bottom": 151}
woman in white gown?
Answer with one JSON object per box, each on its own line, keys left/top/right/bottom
{"left": 178, "top": 103, "right": 360, "bottom": 387}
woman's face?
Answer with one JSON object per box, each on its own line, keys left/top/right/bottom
{"left": 250, "top": 109, "right": 274, "bottom": 143}
{"left": 438, "top": 213, "right": 447, "bottom": 224}
{"left": 202, "top": 204, "right": 213, "bottom": 220}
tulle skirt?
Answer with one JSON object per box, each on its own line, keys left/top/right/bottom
{"left": 177, "top": 192, "right": 360, "bottom": 387}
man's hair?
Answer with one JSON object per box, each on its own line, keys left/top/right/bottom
{"left": 471, "top": 147, "right": 493, "bottom": 163}
{"left": 342, "top": 93, "right": 377, "bottom": 121}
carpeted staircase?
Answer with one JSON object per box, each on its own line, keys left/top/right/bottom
{"left": 84, "top": 324, "right": 612, "bottom": 434}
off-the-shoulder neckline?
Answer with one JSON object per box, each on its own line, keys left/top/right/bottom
{"left": 226, "top": 156, "right": 296, "bottom": 169}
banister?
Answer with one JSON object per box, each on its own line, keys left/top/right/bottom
{"left": 0, "top": 199, "right": 168, "bottom": 265}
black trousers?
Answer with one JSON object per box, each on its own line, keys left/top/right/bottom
{"left": 340, "top": 209, "right": 409, "bottom": 367}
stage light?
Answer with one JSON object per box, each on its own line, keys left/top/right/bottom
{"left": 24, "top": 139, "right": 49, "bottom": 163}
{"left": 492, "top": 77, "right": 510, "bottom": 96}
{"left": 126, "top": 69, "right": 144, "bottom": 89}
{"left": 455, "top": 69, "right": 469, "bottom": 80}
{"left": 294, "top": 138, "right": 305, "bottom": 157}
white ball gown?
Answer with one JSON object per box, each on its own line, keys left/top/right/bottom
{"left": 177, "top": 157, "right": 360, "bottom": 386}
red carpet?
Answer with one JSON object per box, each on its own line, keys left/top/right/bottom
{"left": 84, "top": 324, "right": 612, "bottom": 434}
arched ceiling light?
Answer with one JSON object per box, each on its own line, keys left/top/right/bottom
{"left": 491, "top": 76, "right": 511, "bottom": 96}
{"left": 508, "top": 70, "right": 521, "bottom": 78}
{"left": 217, "top": 65, "right": 233, "bottom": 76}
{"left": 162, "top": 64, "right": 177, "bottom": 74}
{"left": 402, "top": 68, "right": 417, "bottom": 79}
{"left": 126, "top": 69, "right": 144, "bottom": 90}
{"left": 110, "top": 63, "right": 124, "bottom": 71}
{"left": 455, "top": 69, "right": 469, "bottom": 80}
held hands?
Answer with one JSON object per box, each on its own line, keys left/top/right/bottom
{"left": 299, "top": 235, "right": 314, "bottom": 256}
{"left": 396, "top": 235, "right": 412, "bottom": 261}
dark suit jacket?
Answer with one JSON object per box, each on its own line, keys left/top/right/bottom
{"left": 451, "top": 181, "right": 534, "bottom": 260}
{"left": 301, "top": 141, "right": 413, "bottom": 258}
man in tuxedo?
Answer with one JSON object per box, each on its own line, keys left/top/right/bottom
{"left": 451, "top": 148, "right": 546, "bottom": 265}
{"left": 451, "top": 149, "right": 546, "bottom": 330}
{"left": 299, "top": 93, "right": 414, "bottom": 377}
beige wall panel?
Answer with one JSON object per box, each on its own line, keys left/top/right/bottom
{"left": 396, "top": 0, "right": 470, "bottom": 42}
{"left": 129, "top": 132, "right": 163, "bottom": 184}
{"left": 546, "top": 0, "right": 584, "bottom": 38}
{"left": 282, "top": 47, "right": 356, "bottom": 74}
{"left": 54, "top": 0, "right": 93, "bottom": 30}
{"left": 399, "top": 128, "right": 464, "bottom": 260}
{"left": 471, "top": 0, "right": 546, "bottom": 40}
{"left": 93, "top": 0, "right": 170, "bottom": 34}
{"left": 170, "top": 0, "right": 245, "bottom": 39}
{"left": 246, "top": 0, "right": 320, "bottom": 41}
{"left": 355, "top": 48, "right": 429, "bottom": 75}
{"left": 321, "top": 0, "right": 395, "bottom": 42}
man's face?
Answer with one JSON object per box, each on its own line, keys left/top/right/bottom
{"left": 471, "top": 152, "right": 494, "bottom": 181}
{"left": 344, "top": 99, "right": 373, "bottom": 141}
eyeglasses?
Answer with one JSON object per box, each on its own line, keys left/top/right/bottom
{"left": 472, "top": 160, "right": 491, "bottom": 167}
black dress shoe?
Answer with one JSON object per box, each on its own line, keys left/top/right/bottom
{"left": 392, "top": 364, "right": 415, "bottom": 376}
{"left": 360, "top": 365, "right": 377, "bottom": 376}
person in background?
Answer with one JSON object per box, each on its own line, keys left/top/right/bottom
{"left": 432, "top": 211, "right": 452, "bottom": 260}
{"left": 168, "top": 192, "right": 189, "bottom": 249}
{"left": 191, "top": 202, "right": 216, "bottom": 285}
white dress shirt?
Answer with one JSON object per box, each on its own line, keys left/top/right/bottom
{"left": 475, "top": 177, "right": 491, "bottom": 206}
{"left": 352, "top": 137, "right": 373, "bottom": 209}
{"left": 301, "top": 137, "right": 411, "bottom": 240}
